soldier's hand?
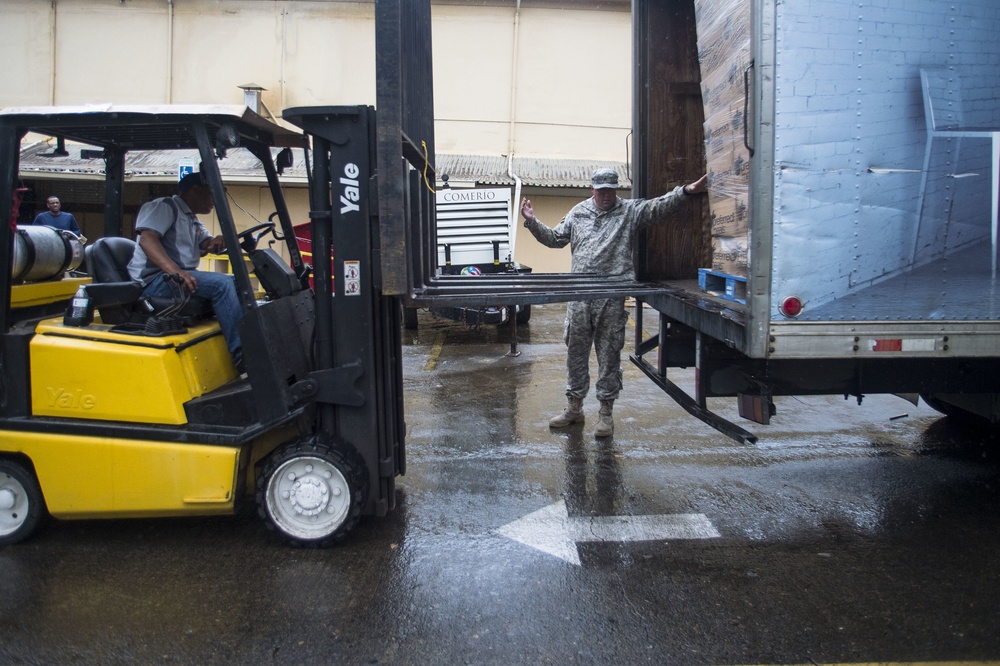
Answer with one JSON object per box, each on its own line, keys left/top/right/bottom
{"left": 520, "top": 197, "right": 535, "bottom": 223}
{"left": 684, "top": 174, "right": 708, "bottom": 195}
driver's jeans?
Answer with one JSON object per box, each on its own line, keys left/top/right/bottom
{"left": 141, "top": 271, "right": 243, "bottom": 361}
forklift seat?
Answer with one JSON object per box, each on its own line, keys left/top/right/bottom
{"left": 88, "top": 236, "right": 139, "bottom": 284}
{"left": 84, "top": 237, "right": 212, "bottom": 325}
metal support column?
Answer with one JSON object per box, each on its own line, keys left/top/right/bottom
{"left": 103, "top": 147, "right": 125, "bottom": 238}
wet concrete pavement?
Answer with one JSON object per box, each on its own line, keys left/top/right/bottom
{"left": 3, "top": 303, "right": 1000, "bottom": 665}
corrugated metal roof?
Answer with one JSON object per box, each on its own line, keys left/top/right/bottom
{"left": 18, "top": 141, "right": 630, "bottom": 189}
{"left": 434, "top": 154, "right": 511, "bottom": 186}
{"left": 436, "top": 154, "right": 632, "bottom": 189}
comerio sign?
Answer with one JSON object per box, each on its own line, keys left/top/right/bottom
{"left": 439, "top": 189, "right": 501, "bottom": 203}
{"left": 435, "top": 187, "right": 513, "bottom": 268}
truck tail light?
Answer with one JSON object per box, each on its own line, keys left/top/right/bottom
{"left": 779, "top": 295, "right": 803, "bottom": 318}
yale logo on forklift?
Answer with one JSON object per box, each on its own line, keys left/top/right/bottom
{"left": 340, "top": 162, "right": 363, "bottom": 295}
{"left": 46, "top": 387, "right": 97, "bottom": 410}
{"left": 340, "top": 162, "right": 361, "bottom": 214}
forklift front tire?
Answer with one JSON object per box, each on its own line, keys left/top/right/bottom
{"left": 256, "top": 437, "right": 368, "bottom": 547}
{"left": 0, "top": 459, "right": 46, "bottom": 546}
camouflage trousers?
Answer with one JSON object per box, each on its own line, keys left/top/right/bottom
{"left": 563, "top": 297, "right": 628, "bottom": 402}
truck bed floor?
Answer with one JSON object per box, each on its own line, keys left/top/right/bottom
{"left": 801, "top": 244, "right": 999, "bottom": 321}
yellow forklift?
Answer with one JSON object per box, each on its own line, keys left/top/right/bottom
{"left": 0, "top": 0, "right": 626, "bottom": 548}
{"left": 0, "top": 104, "right": 404, "bottom": 546}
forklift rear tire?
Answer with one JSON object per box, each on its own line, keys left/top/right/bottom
{"left": 515, "top": 304, "right": 531, "bottom": 324}
{"left": 256, "top": 436, "right": 368, "bottom": 547}
{"left": 0, "top": 459, "right": 46, "bottom": 546}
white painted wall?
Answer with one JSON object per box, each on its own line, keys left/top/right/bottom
{"left": 431, "top": 3, "right": 631, "bottom": 160}
{"left": 0, "top": 0, "right": 631, "bottom": 272}
{"left": 0, "top": 0, "right": 629, "bottom": 161}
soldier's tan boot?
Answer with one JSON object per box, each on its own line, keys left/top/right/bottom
{"left": 594, "top": 399, "right": 614, "bottom": 438}
{"left": 549, "top": 397, "right": 584, "bottom": 428}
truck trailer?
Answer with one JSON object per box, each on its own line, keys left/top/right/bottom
{"left": 627, "top": 0, "right": 1000, "bottom": 441}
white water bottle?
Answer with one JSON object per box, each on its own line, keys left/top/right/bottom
{"left": 64, "top": 285, "right": 93, "bottom": 327}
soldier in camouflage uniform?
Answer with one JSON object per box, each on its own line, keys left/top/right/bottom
{"left": 520, "top": 168, "right": 707, "bottom": 438}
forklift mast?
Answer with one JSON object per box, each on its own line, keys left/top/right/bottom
{"left": 285, "top": 106, "right": 406, "bottom": 516}
{"left": 371, "top": 0, "right": 667, "bottom": 312}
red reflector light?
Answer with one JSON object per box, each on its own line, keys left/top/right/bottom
{"left": 779, "top": 296, "right": 803, "bottom": 318}
{"left": 872, "top": 339, "right": 903, "bottom": 352}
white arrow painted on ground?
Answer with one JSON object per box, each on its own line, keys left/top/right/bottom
{"left": 496, "top": 500, "right": 721, "bottom": 566}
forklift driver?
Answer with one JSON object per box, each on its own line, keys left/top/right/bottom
{"left": 127, "top": 171, "right": 244, "bottom": 369}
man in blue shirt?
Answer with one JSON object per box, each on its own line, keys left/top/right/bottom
{"left": 32, "top": 196, "right": 81, "bottom": 235}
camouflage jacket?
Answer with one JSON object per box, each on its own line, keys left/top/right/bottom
{"left": 523, "top": 186, "right": 688, "bottom": 280}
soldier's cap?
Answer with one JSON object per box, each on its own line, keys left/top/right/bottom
{"left": 178, "top": 171, "right": 206, "bottom": 192}
{"left": 591, "top": 168, "right": 619, "bottom": 190}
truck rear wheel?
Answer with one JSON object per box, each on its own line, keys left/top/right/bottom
{"left": 0, "top": 459, "right": 46, "bottom": 545}
{"left": 920, "top": 393, "right": 1000, "bottom": 430}
{"left": 256, "top": 436, "right": 368, "bottom": 547}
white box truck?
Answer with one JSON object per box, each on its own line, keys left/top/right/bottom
{"left": 629, "top": 0, "right": 1000, "bottom": 441}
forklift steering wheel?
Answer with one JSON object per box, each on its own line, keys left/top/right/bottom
{"left": 238, "top": 222, "right": 276, "bottom": 253}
